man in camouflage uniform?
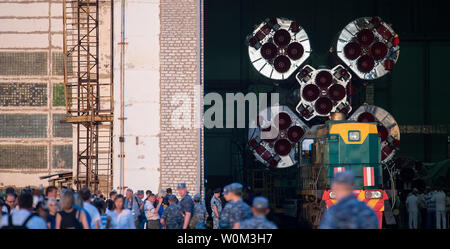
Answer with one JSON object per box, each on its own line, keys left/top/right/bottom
{"left": 210, "top": 188, "right": 222, "bottom": 229}
{"left": 219, "top": 183, "right": 252, "bottom": 229}
{"left": 219, "top": 184, "right": 234, "bottom": 228}
{"left": 219, "top": 185, "right": 232, "bottom": 228}
{"left": 160, "top": 195, "right": 182, "bottom": 229}
{"left": 319, "top": 171, "right": 379, "bottom": 229}
{"left": 177, "top": 182, "right": 194, "bottom": 229}
{"left": 189, "top": 193, "right": 208, "bottom": 229}
{"left": 237, "top": 197, "right": 277, "bottom": 229}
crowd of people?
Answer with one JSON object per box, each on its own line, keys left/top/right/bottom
{"left": 0, "top": 182, "right": 277, "bottom": 229}
{"left": 404, "top": 187, "right": 449, "bottom": 229}
{"left": 1, "top": 172, "right": 449, "bottom": 229}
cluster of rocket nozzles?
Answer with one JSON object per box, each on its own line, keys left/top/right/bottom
{"left": 247, "top": 16, "right": 401, "bottom": 168}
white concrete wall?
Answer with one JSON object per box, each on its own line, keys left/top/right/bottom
{"left": 112, "top": 0, "right": 161, "bottom": 193}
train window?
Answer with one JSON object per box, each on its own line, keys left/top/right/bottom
{"left": 302, "top": 139, "right": 314, "bottom": 150}
{"left": 301, "top": 139, "right": 314, "bottom": 159}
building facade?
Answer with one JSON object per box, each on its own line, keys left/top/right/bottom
{"left": 0, "top": 0, "right": 73, "bottom": 188}
{"left": 0, "top": 0, "right": 204, "bottom": 195}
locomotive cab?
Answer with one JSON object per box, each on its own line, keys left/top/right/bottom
{"left": 299, "top": 120, "right": 388, "bottom": 228}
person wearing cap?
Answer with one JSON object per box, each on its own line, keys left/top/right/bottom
{"left": 189, "top": 193, "right": 208, "bottom": 229}
{"left": 219, "top": 184, "right": 234, "bottom": 229}
{"left": 223, "top": 185, "right": 231, "bottom": 202}
{"left": 219, "top": 185, "right": 232, "bottom": 229}
{"left": 236, "top": 197, "right": 277, "bottom": 229}
{"left": 163, "top": 188, "right": 176, "bottom": 206}
{"left": 210, "top": 188, "right": 222, "bottom": 229}
{"left": 406, "top": 188, "right": 419, "bottom": 229}
{"left": 136, "top": 190, "right": 147, "bottom": 229}
{"left": 160, "top": 195, "right": 182, "bottom": 229}
{"left": 177, "top": 182, "right": 194, "bottom": 229}
{"left": 220, "top": 183, "right": 252, "bottom": 229}
{"left": 319, "top": 171, "right": 378, "bottom": 229}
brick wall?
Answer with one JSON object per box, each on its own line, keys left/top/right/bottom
{"left": 160, "top": 0, "right": 203, "bottom": 195}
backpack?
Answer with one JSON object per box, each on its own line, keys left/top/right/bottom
{"left": 2, "top": 213, "right": 35, "bottom": 229}
{"left": 59, "top": 209, "right": 83, "bottom": 229}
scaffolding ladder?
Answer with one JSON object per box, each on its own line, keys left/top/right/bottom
{"left": 63, "top": 0, "right": 114, "bottom": 194}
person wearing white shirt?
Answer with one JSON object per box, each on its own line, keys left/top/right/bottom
{"left": 109, "top": 195, "right": 135, "bottom": 229}
{"left": 432, "top": 188, "right": 447, "bottom": 229}
{"left": 406, "top": 189, "right": 419, "bottom": 229}
{"left": 143, "top": 194, "right": 162, "bottom": 229}
{"left": 0, "top": 192, "right": 47, "bottom": 229}
{"left": 80, "top": 187, "right": 101, "bottom": 229}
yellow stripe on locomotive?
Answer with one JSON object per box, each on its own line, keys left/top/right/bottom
{"left": 328, "top": 122, "right": 378, "bottom": 144}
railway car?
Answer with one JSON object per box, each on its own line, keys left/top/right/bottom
{"left": 299, "top": 119, "right": 388, "bottom": 229}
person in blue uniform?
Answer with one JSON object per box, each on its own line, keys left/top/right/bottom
{"left": 210, "top": 188, "right": 222, "bottom": 229}
{"left": 189, "top": 193, "right": 208, "bottom": 229}
{"left": 160, "top": 195, "right": 181, "bottom": 229}
{"left": 219, "top": 183, "right": 252, "bottom": 229}
{"left": 319, "top": 171, "right": 379, "bottom": 229}
{"left": 177, "top": 182, "right": 194, "bottom": 229}
{"left": 237, "top": 196, "right": 277, "bottom": 229}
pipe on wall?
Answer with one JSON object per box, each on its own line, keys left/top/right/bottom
{"left": 119, "top": 0, "right": 125, "bottom": 194}
{"left": 198, "top": 0, "right": 204, "bottom": 200}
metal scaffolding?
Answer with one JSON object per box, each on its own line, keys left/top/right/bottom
{"left": 63, "top": 0, "right": 113, "bottom": 193}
